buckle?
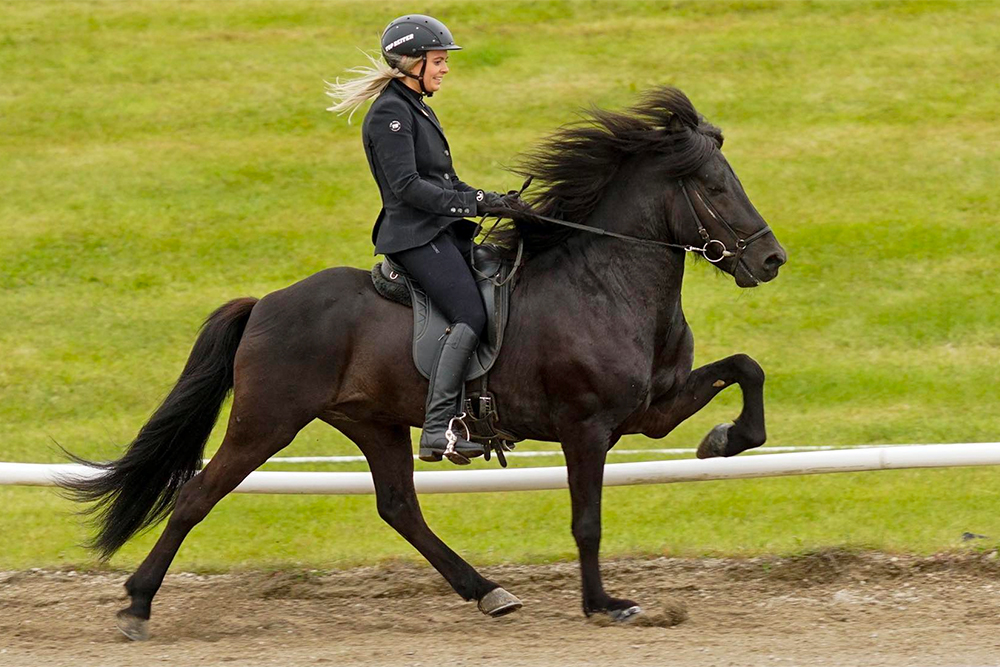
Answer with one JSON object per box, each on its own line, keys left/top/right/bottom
{"left": 479, "top": 395, "right": 493, "bottom": 418}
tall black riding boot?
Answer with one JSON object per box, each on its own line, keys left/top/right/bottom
{"left": 419, "top": 322, "right": 486, "bottom": 465}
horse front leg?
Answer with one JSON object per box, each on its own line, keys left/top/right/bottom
{"left": 560, "top": 426, "right": 642, "bottom": 621}
{"left": 652, "top": 353, "right": 767, "bottom": 459}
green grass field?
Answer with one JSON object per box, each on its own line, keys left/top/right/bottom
{"left": 2, "top": 0, "right": 999, "bottom": 570}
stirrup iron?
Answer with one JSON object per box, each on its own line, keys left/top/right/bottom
{"left": 443, "top": 413, "right": 473, "bottom": 464}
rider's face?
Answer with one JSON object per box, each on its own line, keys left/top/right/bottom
{"left": 419, "top": 50, "right": 449, "bottom": 93}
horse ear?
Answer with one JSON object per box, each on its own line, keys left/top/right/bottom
{"left": 666, "top": 113, "right": 687, "bottom": 132}
{"left": 698, "top": 117, "right": 724, "bottom": 148}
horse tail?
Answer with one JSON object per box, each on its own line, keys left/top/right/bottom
{"left": 59, "top": 296, "right": 258, "bottom": 560}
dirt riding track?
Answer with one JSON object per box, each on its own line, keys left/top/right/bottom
{"left": 2, "top": 552, "right": 999, "bottom": 667}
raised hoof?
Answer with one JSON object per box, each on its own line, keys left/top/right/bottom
{"left": 478, "top": 587, "right": 523, "bottom": 617}
{"left": 115, "top": 610, "right": 150, "bottom": 641}
{"left": 696, "top": 423, "right": 732, "bottom": 459}
{"left": 609, "top": 605, "right": 643, "bottom": 623}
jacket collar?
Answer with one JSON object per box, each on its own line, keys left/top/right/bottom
{"left": 387, "top": 78, "right": 447, "bottom": 142}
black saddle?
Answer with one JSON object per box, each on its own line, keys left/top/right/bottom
{"left": 371, "top": 244, "right": 511, "bottom": 381}
{"left": 370, "top": 243, "right": 521, "bottom": 463}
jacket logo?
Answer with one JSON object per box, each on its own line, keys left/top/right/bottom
{"left": 385, "top": 34, "right": 414, "bottom": 51}
{"left": 389, "top": 120, "right": 401, "bottom": 132}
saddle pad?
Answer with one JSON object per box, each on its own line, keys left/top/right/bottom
{"left": 370, "top": 244, "right": 512, "bottom": 382}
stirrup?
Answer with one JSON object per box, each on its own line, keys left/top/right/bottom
{"left": 417, "top": 413, "right": 484, "bottom": 465}
{"left": 443, "top": 413, "right": 476, "bottom": 465}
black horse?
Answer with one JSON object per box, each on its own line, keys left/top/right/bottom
{"left": 61, "top": 87, "right": 786, "bottom": 640}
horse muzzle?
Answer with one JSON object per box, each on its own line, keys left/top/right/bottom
{"left": 734, "top": 245, "right": 787, "bottom": 288}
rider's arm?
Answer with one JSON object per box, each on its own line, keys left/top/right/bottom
{"left": 368, "top": 99, "right": 480, "bottom": 216}
{"left": 451, "top": 176, "right": 477, "bottom": 194}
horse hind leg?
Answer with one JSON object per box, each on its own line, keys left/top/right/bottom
{"left": 331, "top": 420, "right": 522, "bottom": 617}
{"left": 116, "top": 413, "right": 304, "bottom": 640}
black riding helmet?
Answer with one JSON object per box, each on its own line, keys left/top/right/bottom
{"left": 381, "top": 15, "right": 461, "bottom": 97}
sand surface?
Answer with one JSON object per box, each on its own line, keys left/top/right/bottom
{"left": 2, "top": 551, "right": 999, "bottom": 667}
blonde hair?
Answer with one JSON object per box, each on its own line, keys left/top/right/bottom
{"left": 325, "top": 51, "right": 422, "bottom": 123}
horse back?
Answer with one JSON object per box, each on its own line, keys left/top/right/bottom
{"left": 233, "top": 267, "right": 426, "bottom": 424}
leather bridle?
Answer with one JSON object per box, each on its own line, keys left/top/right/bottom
{"left": 676, "top": 178, "right": 774, "bottom": 272}
{"left": 480, "top": 176, "right": 773, "bottom": 279}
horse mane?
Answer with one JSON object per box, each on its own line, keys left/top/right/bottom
{"left": 490, "top": 87, "right": 723, "bottom": 256}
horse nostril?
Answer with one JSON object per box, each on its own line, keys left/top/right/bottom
{"left": 763, "top": 251, "right": 786, "bottom": 272}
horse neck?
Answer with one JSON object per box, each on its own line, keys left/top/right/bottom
{"left": 522, "top": 162, "right": 687, "bottom": 325}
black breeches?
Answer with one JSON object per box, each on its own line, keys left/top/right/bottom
{"left": 389, "top": 227, "right": 487, "bottom": 338}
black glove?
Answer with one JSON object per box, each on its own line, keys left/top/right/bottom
{"left": 476, "top": 190, "right": 531, "bottom": 218}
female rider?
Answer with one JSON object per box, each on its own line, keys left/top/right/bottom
{"left": 327, "top": 15, "right": 523, "bottom": 465}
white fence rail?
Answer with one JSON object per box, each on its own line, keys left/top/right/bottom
{"left": 257, "top": 442, "right": 992, "bottom": 465}
{"left": 1, "top": 443, "right": 998, "bottom": 495}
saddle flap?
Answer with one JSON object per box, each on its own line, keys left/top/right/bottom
{"left": 368, "top": 243, "right": 514, "bottom": 383}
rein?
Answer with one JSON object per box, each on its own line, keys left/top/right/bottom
{"left": 497, "top": 199, "right": 724, "bottom": 259}
{"left": 472, "top": 176, "right": 773, "bottom": 286}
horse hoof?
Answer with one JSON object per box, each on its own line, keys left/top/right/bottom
{"left": 696, "top": 423, "right": 732, "bottom": 459}
{"left": 478, "top": 587, "right": 523, "bottom": 617}
{"left": 115, "top": 610, "right": 150, "bottom": 641}
{"left": 610, "top": 605, "right": 643, "bottom": 623}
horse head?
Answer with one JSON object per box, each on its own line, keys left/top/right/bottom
{"left": 648, "top": 91, "right": 787, "bottom": 288}
{"left": 497, "top": 86, "right": 787, "bottom": 288}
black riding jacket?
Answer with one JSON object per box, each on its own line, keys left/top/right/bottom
{"left": 362, "top": 78, "right": 481, "bottom": 255}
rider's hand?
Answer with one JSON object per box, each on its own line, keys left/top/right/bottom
{"left": 476, "top": 190, "right": 531, "bottom": 218}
